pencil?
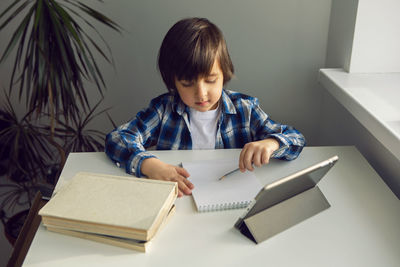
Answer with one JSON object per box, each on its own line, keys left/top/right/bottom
{"left": 218, "top": 145, "right": 288, "bottom": 181}
{"left": 218, "top": 168, "right": 240, "bottom": 180}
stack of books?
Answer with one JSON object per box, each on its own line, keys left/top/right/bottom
{"left": 39, "top": 172, "right": 178, "bottom": 252}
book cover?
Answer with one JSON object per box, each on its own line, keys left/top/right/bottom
{"left": 39, "top": 172, "right": 177, "bottom": 241}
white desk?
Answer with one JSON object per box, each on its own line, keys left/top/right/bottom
{"left": 23, "top": 146, "right": 400, "bottom": 267}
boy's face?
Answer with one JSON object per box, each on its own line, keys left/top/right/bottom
{"left": 175, "top": 59, "right": 223, "bottom": 112}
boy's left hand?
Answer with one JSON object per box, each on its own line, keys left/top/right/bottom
{"left": 239, "top": 138, "right": 280, "bottom": 172}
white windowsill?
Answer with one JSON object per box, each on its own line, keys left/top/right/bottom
{"left": 318, "top": 68, "right": 400, "bottom": 160}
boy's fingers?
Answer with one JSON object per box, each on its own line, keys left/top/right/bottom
{"left": 243, "top": 152, "right": 254, "bottom": 171}
{"left": 175, "top": 168, "right": 194, "bottom": 189}
{"left": 177, "top": 189, "right": 183, "bottom": 198}
{"left": 261, "top": 147, "right": 272, "bottom": 165}
{"left": 187, "top": 180, "right": 195, "bottom": 189}
{"left": 241, "top": 145, "right": 255, "bottom": 171}
{"left": 239, "top": 157, "right": 245, "bottom": 172}
{"left": 253, "top": 150, "right": 262, "bottom": 167}
{"left": 177, "top": 177, "right": 193, "bottom": 195}
{"left": 239, "top": 148, "right": 245, "bottom": 171}
{"left": 182, "top": 176, "right": 194, "bottom": 189}
{"left": 239, "top": 146, "right": 250, "bottom": 171}
{"left": 176, "top": 166, "right": 190, "bottom": 178}
{"left": 261, "top": 151, "right": 269, "bottom": 165}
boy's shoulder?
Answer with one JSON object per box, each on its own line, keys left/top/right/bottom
{"left": 148, "top": 92, "right": 178, "bottom": 107}
{"left": 151, "top": 92, "right": 175, "bottom": 102}
{"left": 223, "top": 89, "right": 259, "bottom": 105}
{"left": 147, "top": 92, "right": 187, "bottom": 115}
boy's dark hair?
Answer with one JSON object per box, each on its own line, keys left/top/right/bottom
{"left": 158, "top": 17, "right": 234, "bottom": 93}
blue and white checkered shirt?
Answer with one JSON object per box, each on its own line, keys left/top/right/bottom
{"left": 105, "top": 89, "right": 306, "bottom": 177}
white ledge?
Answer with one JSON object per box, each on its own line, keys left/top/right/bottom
{"left": 318, "top": 68, "right": 400, "bottom": 160}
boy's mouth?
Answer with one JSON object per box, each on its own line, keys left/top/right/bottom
{"left": 195, "top": 101, "right": 209, "bottom": 106}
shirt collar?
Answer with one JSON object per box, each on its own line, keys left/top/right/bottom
{"left": 172, "top": 93, "right": 188, "bottom": 115}
{"left": 221, "top": 89, "right": 236, "bottom": 115}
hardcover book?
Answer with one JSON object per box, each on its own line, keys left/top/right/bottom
{"left": 39, "top": 172, "right": 177, "bottom": 248}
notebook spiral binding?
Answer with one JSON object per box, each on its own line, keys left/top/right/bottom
{"left": 198, "top": 201, "right": 250, "bottom": 212}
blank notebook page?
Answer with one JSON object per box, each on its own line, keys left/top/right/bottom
{"left": 183, "top": 159, "right": 261, "bottom": 212}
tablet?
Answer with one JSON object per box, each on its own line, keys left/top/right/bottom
{"left": 234, "top": 155, "right": 338, "bottom": 229}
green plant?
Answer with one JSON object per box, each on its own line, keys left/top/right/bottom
{"left": 1, "top": 0, "right": 120, "bottom": 121}
{"left": 0, "top": 93, "right": 56, "bottom": 243}
{"left": 0, "top": 93, "right": 54, "bottom": 181}
{"left": 0, "top": 0, "right": 121, "bottom": 243}
{"left": 0, "top": 0, "right": 121, "bottom": 181}
{"left": 54, "top": 99, "right": 116, "bottom": 154}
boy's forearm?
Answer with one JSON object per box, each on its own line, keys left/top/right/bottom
{"left": 105, "top": 129, "right": 156, "bottom": 176}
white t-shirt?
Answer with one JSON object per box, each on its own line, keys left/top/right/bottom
{"left": 189, "top": 106, "right": 220, "bottom": 149}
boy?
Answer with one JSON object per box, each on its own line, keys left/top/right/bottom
{"left": 105, "top": 17, "right": 306, "bottom": 197}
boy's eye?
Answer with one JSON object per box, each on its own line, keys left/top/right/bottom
{"left": 180, "top": 80, "right": 194, "bottom": 87}
{"left": 205, "top": 78, "right": 217, "bottom": 84}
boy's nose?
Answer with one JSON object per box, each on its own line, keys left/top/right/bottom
{"left": 194, "top": 82, "right": 207, "bottom": 98}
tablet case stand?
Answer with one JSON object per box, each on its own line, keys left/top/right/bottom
{"left": 236, "top": 186, "right": 330, "bottom": 244}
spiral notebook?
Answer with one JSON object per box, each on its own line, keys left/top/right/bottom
{"left": 182, "top": 159, "right": 261, "bottom": 212}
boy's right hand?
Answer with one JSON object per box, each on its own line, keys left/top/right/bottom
{"left": 141, "top": 158, "right": 194, "bottom": 197}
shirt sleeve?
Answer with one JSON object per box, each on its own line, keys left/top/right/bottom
{"left": 105, "top": 99, "right": 162, "bottom": 177}
{"left": 250, "top": 100, "right": 306, "bottom": 160}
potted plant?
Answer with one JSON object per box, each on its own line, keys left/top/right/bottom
{"left": 0, "top": 0, "right": 121, "bottom": 244}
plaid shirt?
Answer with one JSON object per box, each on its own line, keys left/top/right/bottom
{"left": 105, "top": 89, "right": 306, "bottom": 177}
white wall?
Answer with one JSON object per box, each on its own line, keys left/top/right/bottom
{"left": 349, "top": 0, "right": 400, "bottom": 73}
{"left": 321, "top": 0, "right": 400, "bottom": 197}
{"left": 0, "top": 0, "right": 332, "bottom": 145}
{"left": 326, "top": 0, "right": 400, "bottom": 73}
{"left": 324, "top": 0, "right": 358, "bottom": 70}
